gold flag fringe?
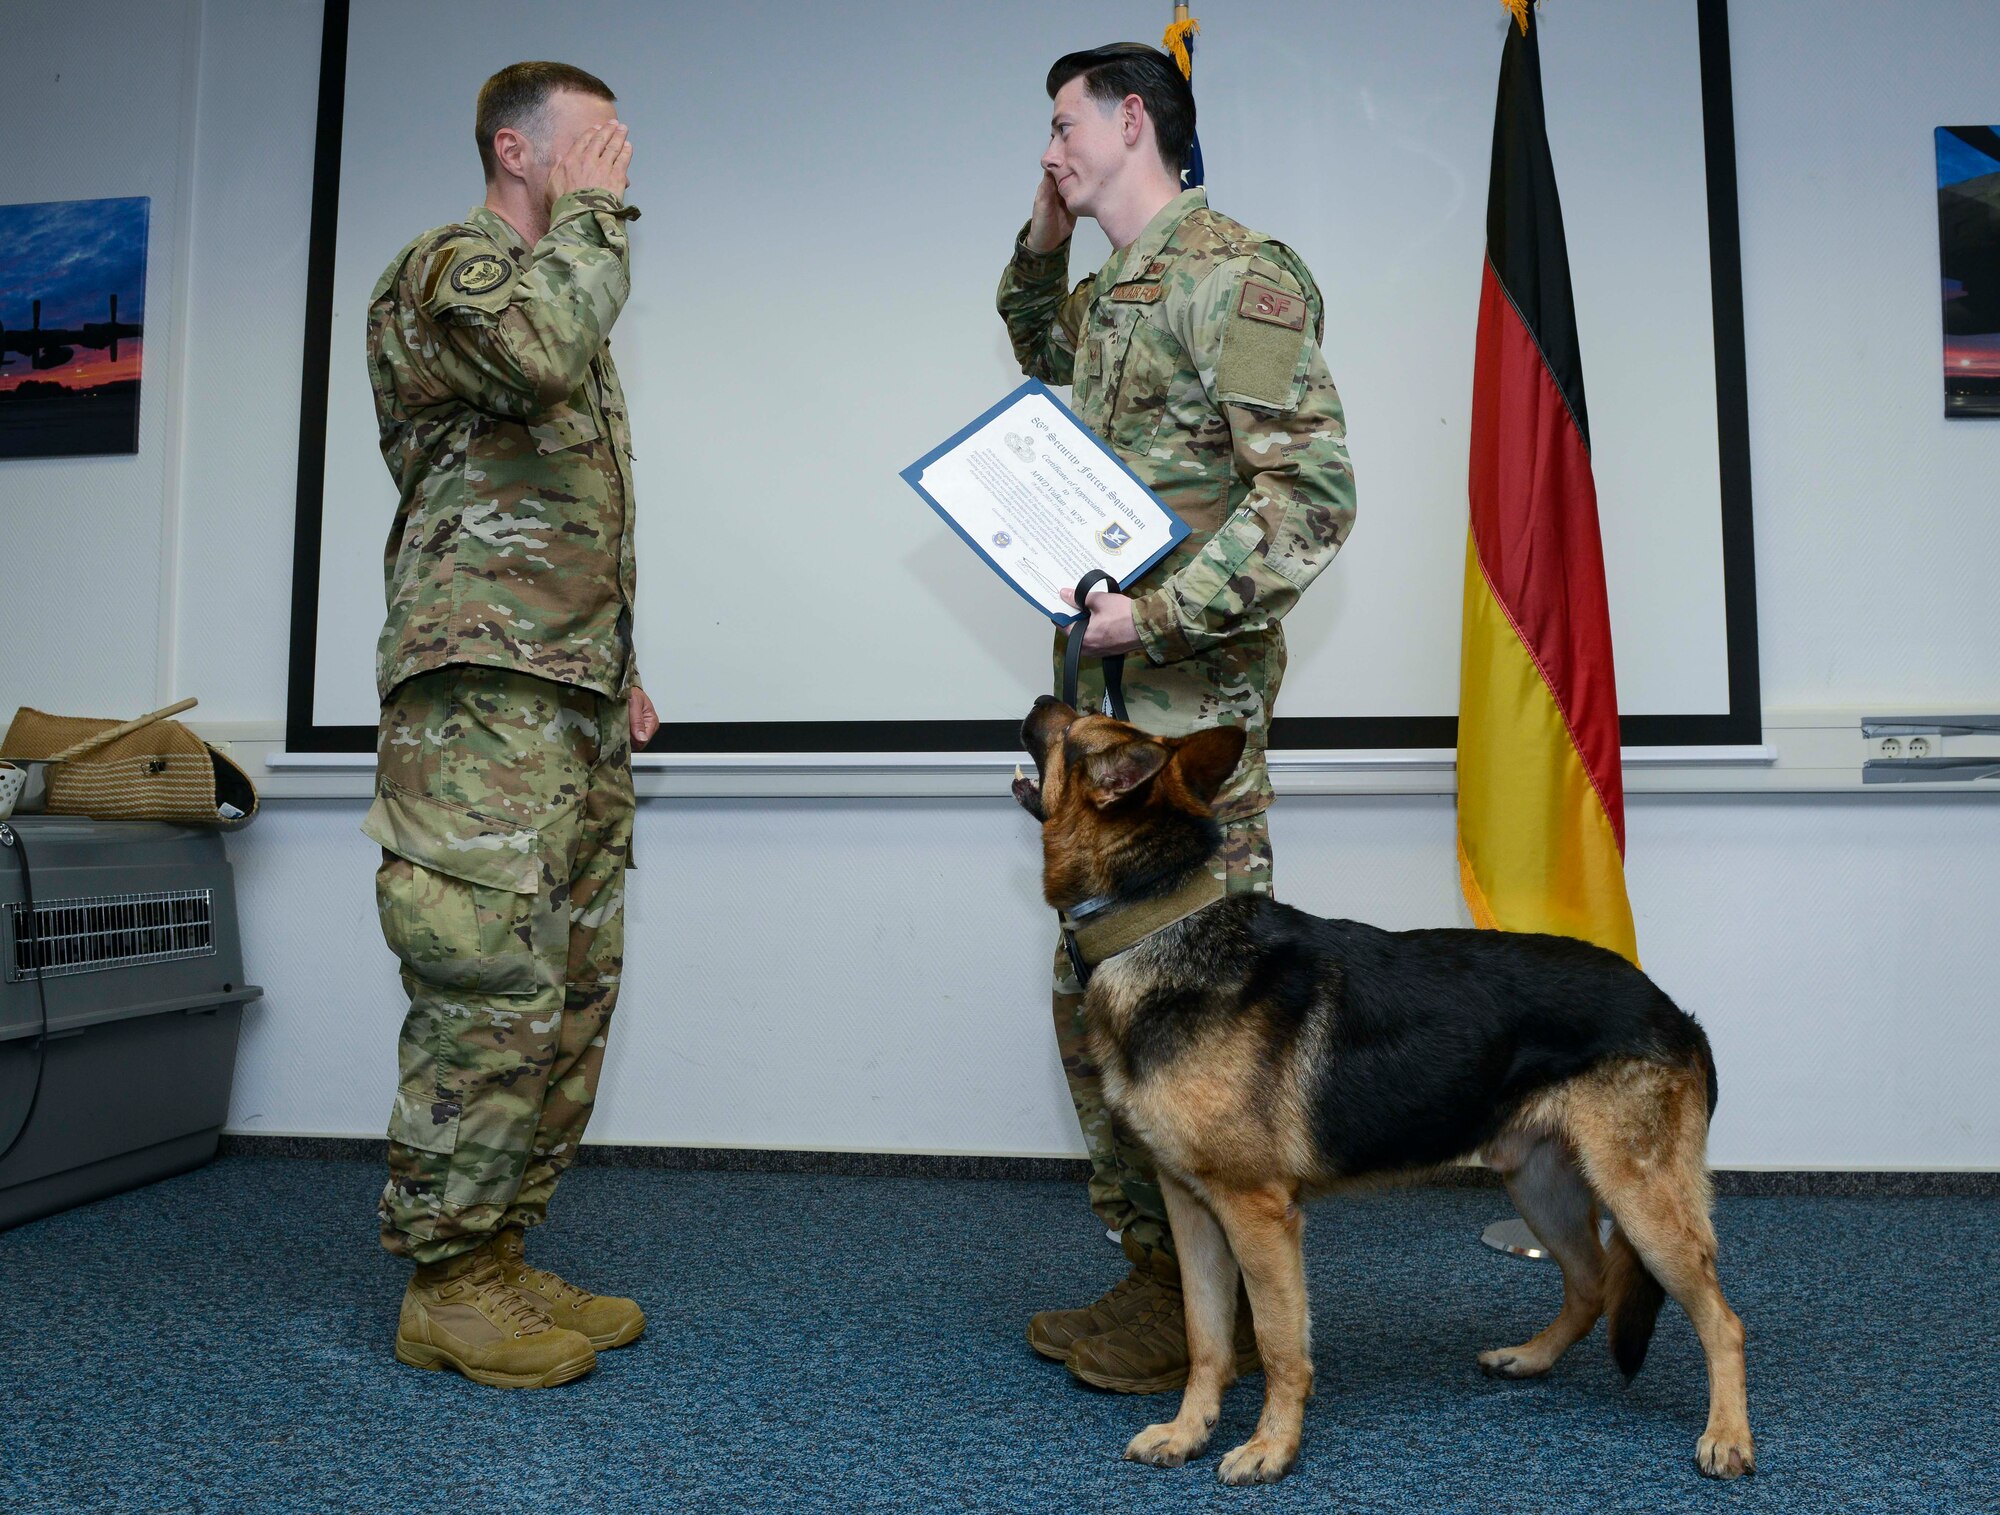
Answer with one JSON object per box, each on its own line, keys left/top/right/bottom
{"left": 1162, "top": 13, "right": 1200, "bottom": 78}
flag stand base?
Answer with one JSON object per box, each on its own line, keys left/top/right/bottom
{"left": 1482, "top": 1215, "right": 1615, "bottom": 1258}
{"left": 1480, "top": 1216, "right": 1551, "bottom": 1259}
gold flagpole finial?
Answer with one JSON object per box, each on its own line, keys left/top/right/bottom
{"left": 1163, "top": 6, "right": 1200, "bottom": 78}
{"left": 1502, "top": 0, "right": 1531, "bottom": 36}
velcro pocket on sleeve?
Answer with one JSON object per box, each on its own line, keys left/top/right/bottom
{"left": 1217, "top": 281, "right": 1310, "bottom": 411}
{"left": 362, "top": 782, "right": 540, "bottom": 894}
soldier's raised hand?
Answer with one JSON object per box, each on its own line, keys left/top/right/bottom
{"left": 550, "top": 121, "right": 632, "bottom": 205}
{"left": 1027, "top": 169, "right": 1076, "bottom": 254}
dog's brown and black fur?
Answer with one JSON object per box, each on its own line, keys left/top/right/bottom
{"left": 1015, "top": 697, "right": 1753, "bottom": 1485}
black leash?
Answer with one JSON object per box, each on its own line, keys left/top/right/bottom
{"left": 1061, "top": 568, "right": 1128, "bottom": 721}
{"left": 1058, "top": 569, "right": 1131, "bottom": 987}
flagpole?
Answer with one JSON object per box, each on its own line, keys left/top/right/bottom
{"left": 1477, "top": 0, "right": 1539, "bottom": 1268}
{"left": 1464, "top": 0, "right": 1632, "bottom": 1263}
{"left": 1162, "top": 5, "right": 1203, "bottom": 188}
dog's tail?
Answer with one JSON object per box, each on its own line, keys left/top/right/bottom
{"left": 1603, "top": 1221, "right": 1667, "bottom": 1379}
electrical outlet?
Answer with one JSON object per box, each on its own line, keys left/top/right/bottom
{"left": 1875, "top": 731, "right": 1946, "bottom": 760}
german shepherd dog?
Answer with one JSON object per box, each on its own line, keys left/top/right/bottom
{"left": 1014, "top": 698, "right": 1753, "bottom": 1485}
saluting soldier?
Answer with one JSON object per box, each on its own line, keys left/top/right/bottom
{"left": 997, "top": 43, "right": 1357, "bottom": 1394}
{"left": 363, "top": 60, "right": 658, "bottom": 1389}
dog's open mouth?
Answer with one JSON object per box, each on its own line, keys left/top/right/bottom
{"left": 1012, "top": 765, "right": 1045, "bottom": 821}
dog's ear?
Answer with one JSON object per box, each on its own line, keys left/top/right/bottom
{"left": 1173, "top": 726, "right": 1247, "bottom": 809}
{"left": 1083, "top": 739, "right": 1169, "bottom": 808}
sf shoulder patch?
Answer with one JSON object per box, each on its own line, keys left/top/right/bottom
{"left": 448, "top": 252, "right": 513, "bottom": 296}
{"left": 1217, "top": 274, "right": 1312, "bottom": 411}
{"left": 1236, "top": 278, "right": 1307, "bottom": 331}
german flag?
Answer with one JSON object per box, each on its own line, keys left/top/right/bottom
{"left": 1457, "top": 4, "right": 1636, "bottom": 965}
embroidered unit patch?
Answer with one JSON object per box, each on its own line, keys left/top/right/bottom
{"left": 449, "top": 253, "right": 512, "bottom": 296}
{"left": 1236, "top": 278, "right": 1307, "bottom": 331}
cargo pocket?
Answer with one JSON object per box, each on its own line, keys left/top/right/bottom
{"left": 528, "top": 403, "right": 601, "bottom": 456}
{"left": 382, "top": 1081, "right": 461, "bottom": 1239}
{"left": 387, "top": 1086, "right": 461, "bottom": 1157}
{"left": 364, "top": 782, "right": 559, "bottom": 998}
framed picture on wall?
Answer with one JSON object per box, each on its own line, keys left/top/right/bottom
{"left": 0, "top": 196, "right": 150, "bottom": 459}
{"left": 1937, "top": 126, "right": 2000, "bottom": 417}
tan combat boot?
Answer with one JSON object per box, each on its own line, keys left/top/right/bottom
{"left": 490, "top": 1227, "right": 646, "bottom": 1350}
{"left": 1064, "top": 1254, "right": 1262, "bottom": 1394}
{"left": 394, "top": 1248, "right": 597, "bottom": 1389}
{"left": 1027, "top": 1268, "right": 1157, "bottom": 1361}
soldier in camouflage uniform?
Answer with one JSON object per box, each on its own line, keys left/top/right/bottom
{"left": 363, "top": 61, "right": 655, "bottom": 1390}
{"left": 997, "top": 44, "right": 1356, "bottom": 1394}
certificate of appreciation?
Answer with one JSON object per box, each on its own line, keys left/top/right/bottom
{"left": 902, "top": 379, "right": 1189, "bottom": 625}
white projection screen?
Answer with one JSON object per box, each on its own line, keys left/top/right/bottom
{"left": 288, "top": 0, "right": 1758, "bottom": 754}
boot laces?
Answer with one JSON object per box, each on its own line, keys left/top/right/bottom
{"left": 510, "top": 1257, "right": 596, "bottom": 1308}
{"left": 1133, "top": 1287, "right": 1183, "bottom": 1332}
{"left": 462, "top": 1256, "right": 554, "bottom": 1335}
{"left": 1099, "top": 1274, "right": 1148, "bottom": 1309}
{"left": 1101, "top": 1270, "right": 1179, "bottom": 1330}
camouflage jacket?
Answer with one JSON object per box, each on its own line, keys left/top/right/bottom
{"left": 997, "top": 188, "right": 1356, "bottom": 819}
{"left": 367, "top": 188, "right": 641, "bottom": 703}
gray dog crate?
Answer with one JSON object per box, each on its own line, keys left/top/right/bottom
{"left": 0, "top": 816, "right": 262, "bottom": 1231}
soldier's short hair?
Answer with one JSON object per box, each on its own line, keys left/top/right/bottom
{"left": 476, "top": 61, "right": 617, "bottom": 181}
{"left": 1045, "top": 43, "right": 1196, "bottom": 179}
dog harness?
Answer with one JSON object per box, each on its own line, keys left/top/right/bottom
{"left": 1060, "top": 867, "right": 1228, "bottom": 988}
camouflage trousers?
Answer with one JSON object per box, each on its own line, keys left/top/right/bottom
{"left": 365, "top": 664, "right": 634, "bottom": 1265}
{"left": 1050, "top": 810, "right": 1274, "bottom": 1274}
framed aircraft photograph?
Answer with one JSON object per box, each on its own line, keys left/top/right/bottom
{"left": 0, "top": 195, "right": 149, "bottom": 459}
{"left": 1938, "top": 126, "right": 2000, "bottom": 417}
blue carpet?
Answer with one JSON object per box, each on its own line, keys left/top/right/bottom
{"left": 1, "top": 1158, "right": 1994, "bottom": 1513}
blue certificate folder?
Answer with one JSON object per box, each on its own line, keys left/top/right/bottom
{"left": 901, "top": 379, "right": 1189, "bottom": 627}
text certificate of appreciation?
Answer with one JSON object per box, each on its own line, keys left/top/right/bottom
{"left": 902, "top": 379, "right": 1189, "bottom": 625}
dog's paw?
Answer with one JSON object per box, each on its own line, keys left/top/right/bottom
{"left": 1124, "top": 1418, "right": 1210, "bottom": 1469}
{"left": 1695, "top": 1427, "right": 1756, "bottom": 1480}
{"left": 1217, "top": 1435, "right": 1297, "bottom": 1486}
{"left": 1477, "top": 1345, "right": 1552, "bottom": 1379}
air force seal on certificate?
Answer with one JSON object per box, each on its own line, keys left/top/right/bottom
{"left": 1098, "top": 522, "right": 1131, "bottom": 553}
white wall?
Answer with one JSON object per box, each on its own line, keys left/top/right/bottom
{"left": 5, "top": 0, "right": 1997, "bottom": 1167}
{"left": 0, "top": 0, "right": 199, "bottom": 718}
